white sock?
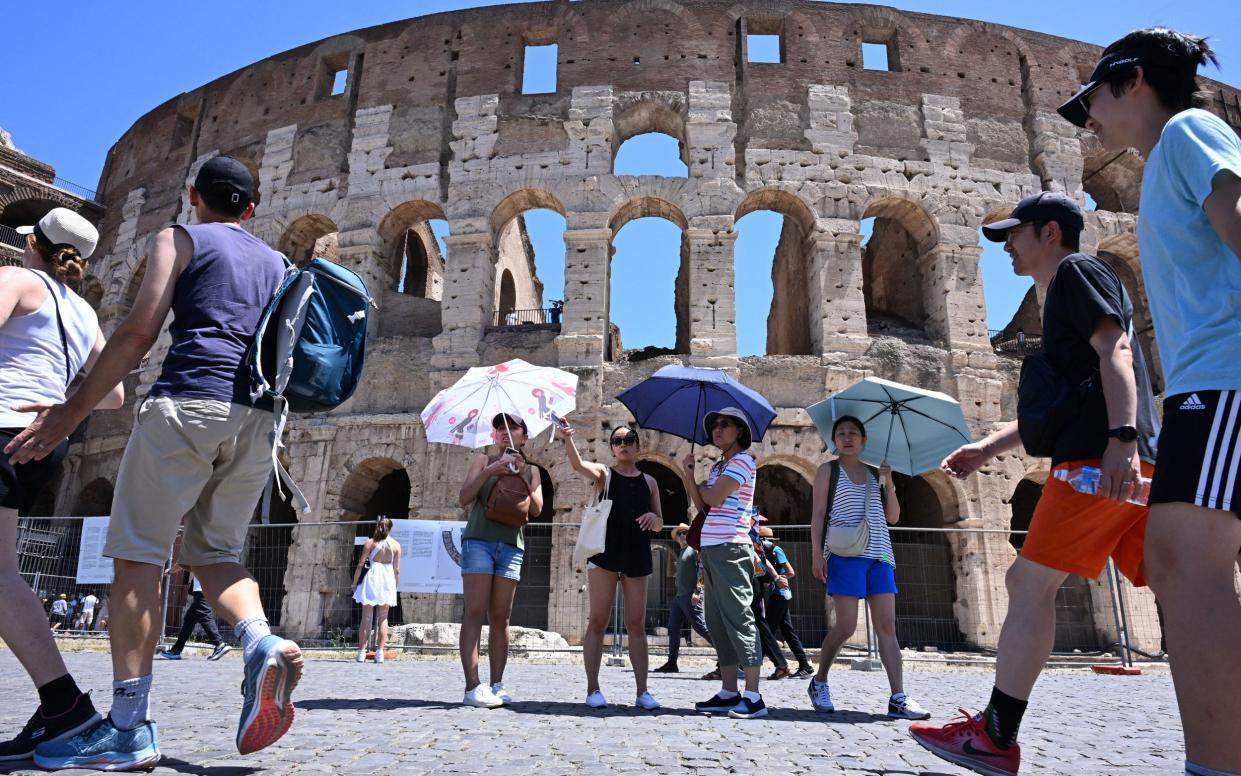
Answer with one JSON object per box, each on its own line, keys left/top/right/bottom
{"left": 717, "top": 689, "right": 739, "bottom": 699}
{"left": 234, "top": 617, "right": 272, "bottom": 661}
{"left": 891, "top": 692, "right": 907, "bottom": 702}
{"left": 110, "top": 674, "right": 152, "bottom": 730}
{"left": 743, "top": 690, "right": 761, "bottom": 703}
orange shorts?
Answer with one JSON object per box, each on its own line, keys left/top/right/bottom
{"left": 1022, "top": 459, "right": 1154, "bottom": 586}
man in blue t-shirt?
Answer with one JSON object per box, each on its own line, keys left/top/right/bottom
{"left": 1057, "top": 29, "right": 1241, "bottom": 776}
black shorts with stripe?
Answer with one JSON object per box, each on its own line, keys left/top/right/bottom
{"left": 1149, "top": 390, "right": 1241, "bottom": 517}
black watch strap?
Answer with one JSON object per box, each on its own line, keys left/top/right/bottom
{"left": 1107, "top": 425, "right": 1138, "bottom": 442}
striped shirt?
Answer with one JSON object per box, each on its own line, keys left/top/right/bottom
{"left": 700, "top": 452, "right": 757, "bottom": 546}
{"left": 826, "top": 467, "right": 895, "bottom": 566}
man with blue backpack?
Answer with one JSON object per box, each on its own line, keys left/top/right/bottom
{"left": 6, "top": 156, "right": 335, "bottom": 769}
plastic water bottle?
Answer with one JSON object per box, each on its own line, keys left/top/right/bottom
{"left": 1053, "top": 466, "right": 1151, "bottom": 506}
{"left": 777, "top": 586, "right": 793, "bottom": 601}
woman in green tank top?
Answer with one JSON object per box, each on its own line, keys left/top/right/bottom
{"left": 456, "top": 413, "right": 543, "bottom": 709}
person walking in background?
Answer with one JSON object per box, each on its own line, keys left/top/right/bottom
{"left": 682, "top": 407, "right": 767, "bottom": 719}
{"left": 1058, "top": 29, "right": 1241, "bottom": 776}
{"left": 75, "top": 593, "right": 98, "bottom": 632}
{"left": 351, "top": 516, "right": 401, "bottom": 664}
{"left": 654, "top": 523, "right": 712, "bottom": 674}
{"left": 748, "top": 521, "right": 790, "bottom": 680}
{"left": 457, "top": 413, "right": 543, "bottom": 709}
{"left": 7, "top": 157, "right": 302, "bottom": 769}
{"left": 157, "top": 574, "right": 231, "bottom": 662}
{"left": 563, "top": 422, "right": 663, "bottom": 710}
{"left": 809, "top": 415, "right": 930, "bottom": 722}
{"left": 759, "top": 527, "right": 814, "bottom": 678}
{"left": 0, "top": 207, "right": 122, "bottom": 761}
{"left": 910, "top": 192, "right": 1157, "bottom": 776}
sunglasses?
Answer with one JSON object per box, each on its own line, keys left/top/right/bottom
{"left": 710, "top": 418, "right": 737, "bottom": 430}
{"left": 610, "top": 436, "right": 638, "bottom": 447}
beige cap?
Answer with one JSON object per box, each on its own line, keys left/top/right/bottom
{"left": 16, "top": 207, "right": 99, "bottom": 259}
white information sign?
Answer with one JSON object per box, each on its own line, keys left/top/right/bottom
{"left": 356, "top": 519, "right": 466, "bottom": 595}
{"left": 75, "top": 516, "right": 114, "bottom": 584}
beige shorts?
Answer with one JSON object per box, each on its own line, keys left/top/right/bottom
{"left": 106, "top": 396, "right": 274, "bottom": 567}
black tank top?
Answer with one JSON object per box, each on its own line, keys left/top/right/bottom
{"left": 589, "top": 468, "right": 654, "bottom": 577}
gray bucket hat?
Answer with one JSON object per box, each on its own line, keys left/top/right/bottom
{"left": 703, "top": 406, "right": 754, "bottom": 450}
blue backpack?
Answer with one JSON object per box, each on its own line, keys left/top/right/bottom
{"left": 250, "top": 257, "right": 373, "bottom": 512}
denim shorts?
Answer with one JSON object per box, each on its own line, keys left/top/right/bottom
{"left": 461, "top": 539, "right": 523, "bottom": 582}
{"left": 826, "top": 555, "right": 898, "bottom": 598}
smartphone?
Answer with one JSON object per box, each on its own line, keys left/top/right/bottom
{"left": 549, "top": 412, "right": 571, "bottom": 431}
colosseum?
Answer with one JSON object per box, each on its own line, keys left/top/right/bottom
{"left": 32, "top": 0, "right": 1241, "bottom": 650}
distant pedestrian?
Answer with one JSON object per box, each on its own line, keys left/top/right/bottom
{"left": 75, "top": 593, "right": 98, "bottom": 632}
{"left": 563, "top": 423, "right": 663, "bottom": 710}
{"left": 758, "top": 527, "right": 814, "bottom": 678}
{"left": 0, "top": 207, "right": 120, "bottom": 761}
{"left": 654, "top": 523, "right": 712, "bottom": 674}
{"left": 1057, "top": 28, "right": 1241, "bottom": 776}
{"left": 352, "top": 516, "right": 401, "bottom": 664}
{"left": 809, "top": 416, "right": 930, "bottom": 721}
{"left": 457, "top": 413, "right": 543, "bottom": 708}
{"left": 157, "top": 574, "right": 231, "bottom": 661}
{"left": 748, "top": 522, "right": 790, "bottom": 680}
{"left": 682, "top": 407, "right": 767, "bottom": 719}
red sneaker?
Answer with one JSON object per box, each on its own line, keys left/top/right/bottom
{"left": 909, "top": 709, "right": 1020, "bottom": 776}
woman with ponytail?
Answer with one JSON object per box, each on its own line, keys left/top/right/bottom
{"left": 0, "top": 207, "right": 123, "bottom": 760}
{"left": 351, "top": 516, "right": 401, "bottom": 663}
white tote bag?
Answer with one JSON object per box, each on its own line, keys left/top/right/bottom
{"left": 573, "top": 470, "right": 612, "bottom": 567}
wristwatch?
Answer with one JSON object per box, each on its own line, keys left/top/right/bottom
{"left": 1107, "top": 425, "right": 1138, "bottom": 443}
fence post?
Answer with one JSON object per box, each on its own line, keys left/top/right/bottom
{"left": 1105, "top": 559, "right": 1134, "bottom": 668}
{"left": 607, "top": 584, "right": 625, "bottom": 666}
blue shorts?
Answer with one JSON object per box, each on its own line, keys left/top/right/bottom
{"left": 826, "top": 555, "right": 898, "bottom": 598}
{"left": 461, "top": 539, "right": 523, "bottom": 582}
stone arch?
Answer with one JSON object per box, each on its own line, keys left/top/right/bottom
{"left": 609, "top": 196, "right": 691, "bottom": 357}
{"left": 336, "top": 455, "right": 411, "bottom": 520}
{"left": 489, "top": 189, "right": 566, "bottom": 241}
{"left": 612, "top": 99, "right": 689, "bottom": 169}
{"left": 497, "top": 269, "right": 517, "bottom": 317}
{"left": 861, "top": 195, "right": 942, "bottom": 341}
{"left": 71, "top": 478, "right": 114, "bottom": 517}
{"left": 378, "top": 200, "right": 447, "bottom": 298}
{"left": 278, "top": 213, "right": 339, "bottom": 266}
{"left": 1009, "top": 473, "right": 1100, "bottom": 651}
{"left": 735, "top": 189, "right": 817, "bottom": 355}
{"left": 941, "top": 21, "right": 1039, "bottom": 73}
{"left": 754, "top": 462, "right": 812, "bottom": 525}
{"left": 0, "top": 187, "right": 77, "bottom": 228}
{"left": 890, "top": 471, "right": 963, "bottom": 648}
{"left": 610, "top": 0, "right": 706, "bottom": 44}
{"left": 845, "top": 4, "right": 932, "bottom": 72}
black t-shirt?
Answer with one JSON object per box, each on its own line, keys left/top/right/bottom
{"left": 1040, "top": 254, "right": 1159, "bottom": 466}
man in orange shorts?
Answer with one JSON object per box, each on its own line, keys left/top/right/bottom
{"left": 909, "top": 193, "right": 1159, "bottom": 776}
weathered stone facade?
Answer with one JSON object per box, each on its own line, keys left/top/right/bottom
{"left": 51, "top": 1, "right": 1241, "bottom": 648}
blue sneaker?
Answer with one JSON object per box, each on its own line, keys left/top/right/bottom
{"left": 33, "top": 716, "right": 159, "bottom": 772}
{"left": 237, "top": 635, "right": 302, "bottom": 755}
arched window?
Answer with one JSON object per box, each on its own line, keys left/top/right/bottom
{"left": 861, "top": 198, "right": 939, "bottom": 342}
{"left": 278, "top": 214, "right": 338, "bottom": 267}
{"left": 489, "top": 192, "right": 567, "bottom": 327}
{"left": 609, "top": 201, "right": 689, "bottom": 359}
{"left": 735, "top": 192, "right": 818, "bottom": 355}
{"left": 614, "top": 133, "right": 688, "bottom": 177}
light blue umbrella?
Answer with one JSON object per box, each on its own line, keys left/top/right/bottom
{"left": 807, "top": 377, "right": 972, "bottom": 476}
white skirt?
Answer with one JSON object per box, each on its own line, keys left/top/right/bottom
{"left": 354, "top": 562, "right": 397, "bottom": 606}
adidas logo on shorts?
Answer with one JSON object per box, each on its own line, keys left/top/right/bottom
{"left": 1179, "top": 393, "right": 1207, "bottom": 411}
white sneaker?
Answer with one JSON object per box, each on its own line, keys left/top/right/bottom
{"left": 490, "top": 682, "right": 511, "bottom": 704}
{"left": 807, "top": 678, "right": 834, "bottom": 712}
{"left": 374, "top": 649, "right": 384, "bottom": 664}
{"left": 355, "top": 649, "right": 365, "bottom": 663}
{"left": 463, "top": 684, "right": 503, "bottom": 709}
{"left": 635, "top": 691, "right": 660, "bottom": 710}
{"left": 585, "top": 690, "right": 608, "bottom": 708}
{"left": 887, "top": 693, "right": 930, "bottom": 720}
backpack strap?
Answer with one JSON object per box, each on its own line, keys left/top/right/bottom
{"left": 821, "top": 460, "right": 841, "bottom": 556}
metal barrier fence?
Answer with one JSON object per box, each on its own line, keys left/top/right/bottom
{"left": 489, "top": 307, "right": 562, "bottom": 328}
{"left": 19, "top": 517, "right": 1164, "bottom": 666}
{"left": 0, "top": 224, "right": 25, "bottom": 251}
{"left": 51, "top": 177, "right": 98, "bottom": 202}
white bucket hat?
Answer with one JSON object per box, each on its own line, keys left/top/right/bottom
{"left": 17, "top": 207, "right": 99, "bottom": 259}
{"left": 703, "top": 406, "right": 753, "bottom": 450}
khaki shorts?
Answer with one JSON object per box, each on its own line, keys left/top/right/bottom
{"left": 106, "top": 396, "right": 274, "bottom": 567}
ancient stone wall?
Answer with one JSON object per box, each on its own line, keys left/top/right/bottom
{"left": 61, "top": 0, "right": 1241, "bottom": 647}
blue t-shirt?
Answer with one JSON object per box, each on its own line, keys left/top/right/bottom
{"left": 1137, "top": 109, "right": 1241, "bottom": 395}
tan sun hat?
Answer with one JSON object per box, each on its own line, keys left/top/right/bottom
{"left": 757, "top": 525, "right": 777, "bottom": 542}
{"left": 671, "top": 523, "right": 691, "bottom": 538}
{"left": 16, "top": 207, "right": 99, "bottom": 259}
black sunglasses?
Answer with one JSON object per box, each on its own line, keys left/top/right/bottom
{"left": 610, "top": 436, "right": 638, "bottom": 447}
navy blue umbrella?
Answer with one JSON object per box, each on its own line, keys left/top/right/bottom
{"left": 616, "top": 365, "right": 777, "bottom": 446}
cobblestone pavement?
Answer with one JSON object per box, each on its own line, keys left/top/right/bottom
{"left": 0, "top": 650, "right": 1183, "bottom": 775}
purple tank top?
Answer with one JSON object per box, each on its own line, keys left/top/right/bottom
{"left": 150, "top": 223, "right": 285, "bottom": 406}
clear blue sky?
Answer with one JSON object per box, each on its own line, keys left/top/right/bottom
{"left": 6, "top": 1, "right": 1238, "bottom": 352}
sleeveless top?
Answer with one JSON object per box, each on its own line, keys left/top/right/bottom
{"left": 149, "top": 223, "right": 284, "bottom": 407}
{"left": 462, "top": 453, "right": 533, "bottom": 550}
{"left": 0, "top": 270, "right": 97, "bottom": 429}
{"left": 826, "top": 467, "right": 896, "bottom": 567}
{"left": 368, "top": 538, "right": 394, "bottom": 564}
{"left": 589, "top": 468, "right": 655, "bottom": 577}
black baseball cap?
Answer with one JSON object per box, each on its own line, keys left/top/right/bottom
{"left": 981, "top": 192, "right": 1084, "bottom": 243}
{"left": 193, "top": 156, "right": 254, "bottom": 210}
{"left": 1057, "top": 47, "right": 1184, "bottom": 128}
